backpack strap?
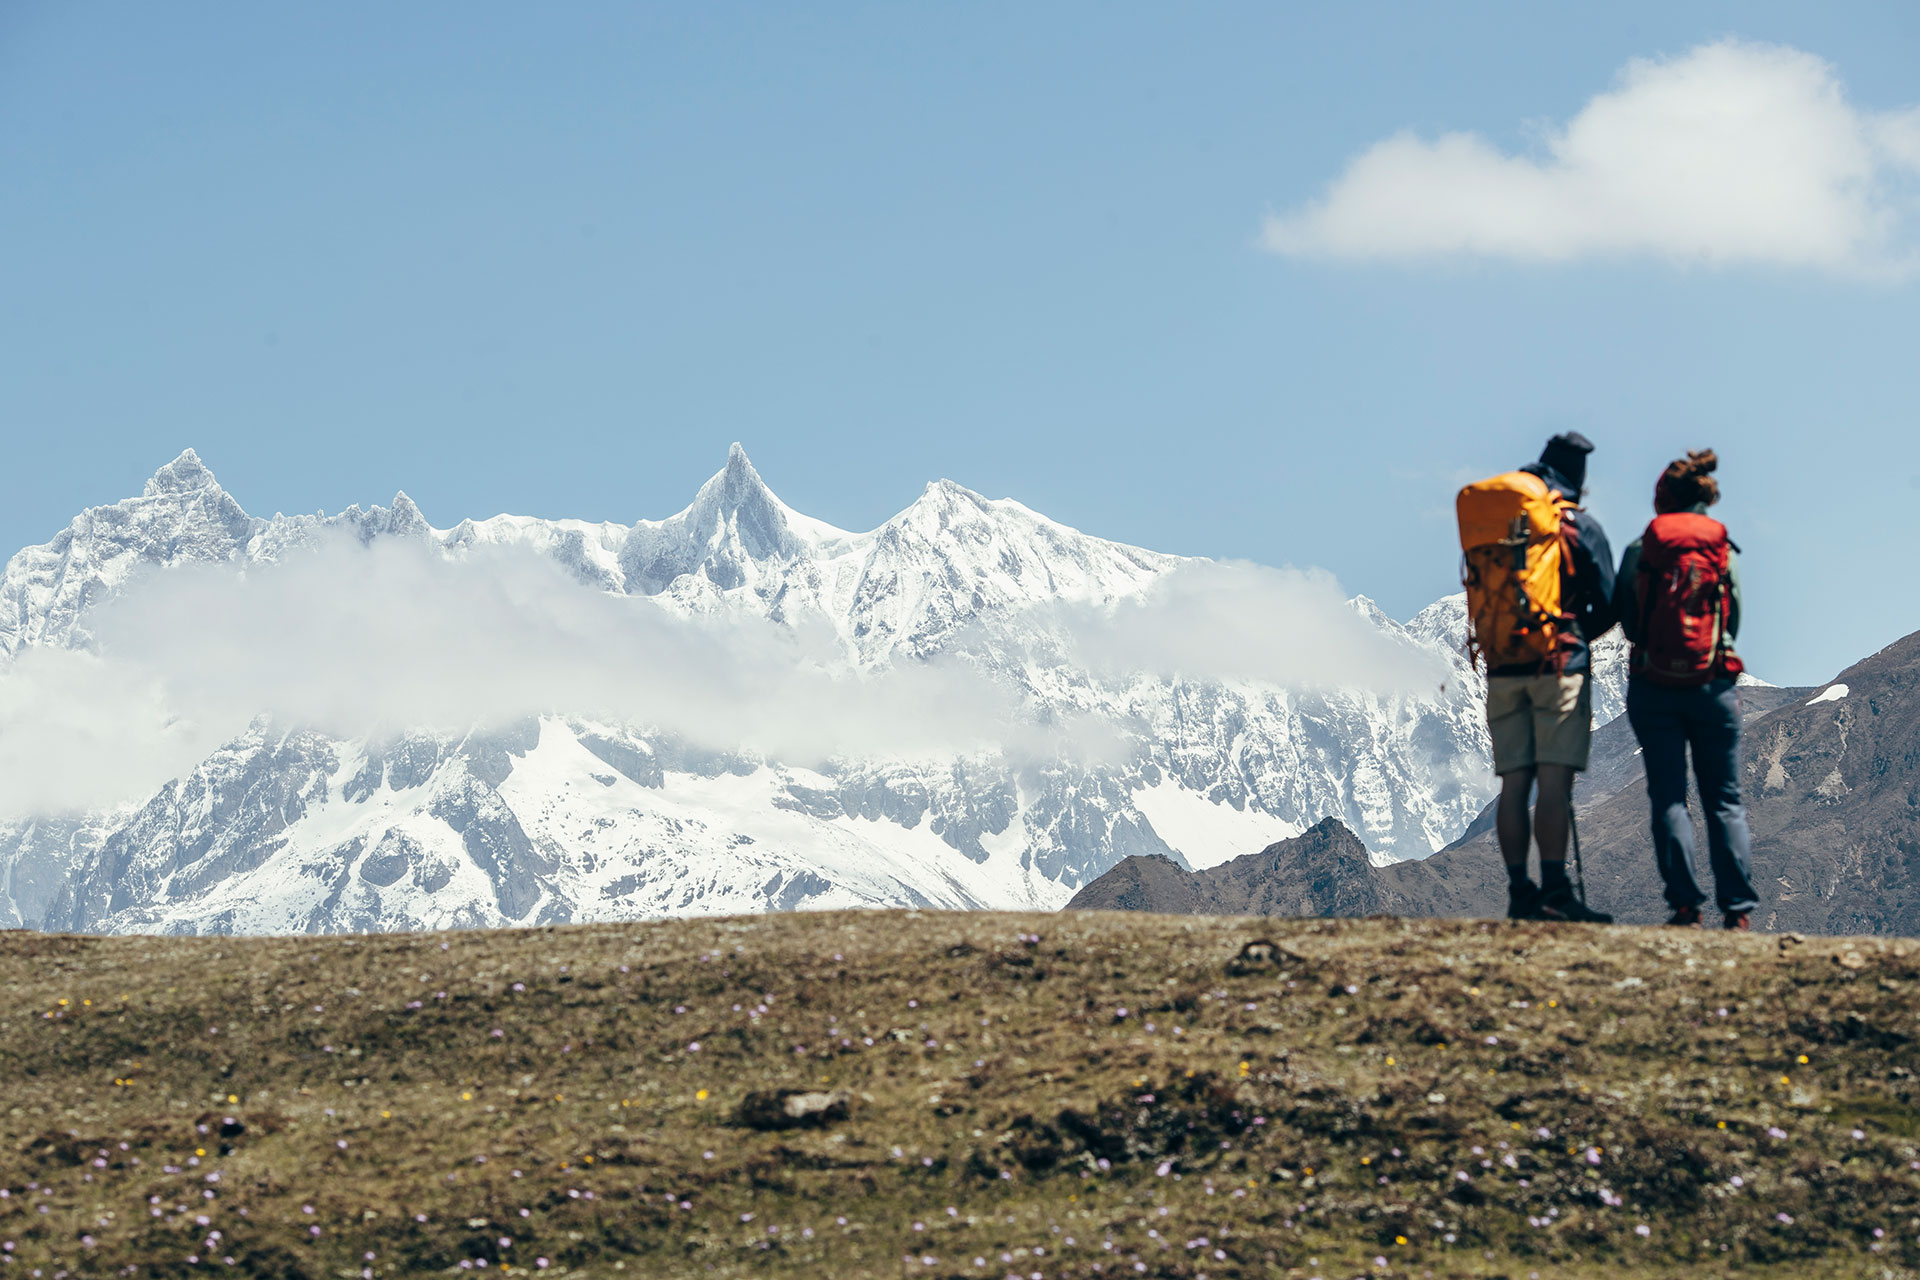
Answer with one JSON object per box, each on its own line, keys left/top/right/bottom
{"left": 1544, "top": 501, "right": 1583, "bottom": 676}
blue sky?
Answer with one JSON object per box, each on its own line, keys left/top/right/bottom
{"left": 3, "top": 2, "right": 1916, "bottom": 686}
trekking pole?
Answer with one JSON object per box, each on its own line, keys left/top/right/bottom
{"left": 1569, "top": 801, "right": 1587, "bottom": 906}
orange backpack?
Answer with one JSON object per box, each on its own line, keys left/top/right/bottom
{"left": 1456, "top": 471, "right": 1578, "bottom": 673}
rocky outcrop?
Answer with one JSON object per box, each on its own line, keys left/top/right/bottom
{"left": 1066, "top": 818, "right": 1389, "bottom": 917}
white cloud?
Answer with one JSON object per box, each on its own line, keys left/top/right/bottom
{"left": 1263, "top": 40, "right": 1920, "bottom": 276}
{"left": 0, "top": 539, "right": 1440, "bottom": 820}
{"left": 0, "top": 537, "right": 1073, "bottom": 818}
{"left": 1046, "top": 560, "right": 1448, "bottom": 694}
{"left": 0, "top": 647, "right": 213, "bottom": 818}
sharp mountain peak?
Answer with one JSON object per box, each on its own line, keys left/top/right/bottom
{"left": 142, "top": 448, "right": 223, "bottom": 498}
{"left": 688, "top": 443, "right": 780, "bottom": 514}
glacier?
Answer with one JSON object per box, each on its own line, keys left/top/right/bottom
{"left": 0, "top": 446, "right": 1626, "bottom": 934}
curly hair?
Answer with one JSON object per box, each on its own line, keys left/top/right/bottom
{"left": 1654, "top": 449, "right": 1719, "bottom": 513}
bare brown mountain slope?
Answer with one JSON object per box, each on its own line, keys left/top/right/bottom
{"left": 1072, "top": 628, "right": 1920, "bottom": 935}
{"left": 1065, "top": 819, "right": 1391, "bottom": 916}
{"left": 1064, "top": 818, "right": 1495, "bottom": 919}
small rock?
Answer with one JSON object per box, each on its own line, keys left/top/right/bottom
{"left": 736, "top": 1089, "right": 854, "bottom": 1131}
{"left": 1228, "top": 939, "right": 1295, "bottom": 975}
{"left": 1836, "top": 951, "right": 1866, "bottom": 970}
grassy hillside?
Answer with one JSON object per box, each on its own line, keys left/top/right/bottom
{"left": 2, "top": 911, "right": 1919, "bottom": 1279}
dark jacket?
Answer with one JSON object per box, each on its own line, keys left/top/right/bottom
{"left": 1488, "top": 462, "right": 1618, "bottom": 679}
{"left": 1612, "top": 502, "right": 1743, "bottom": 650}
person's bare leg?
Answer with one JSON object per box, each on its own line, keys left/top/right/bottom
{"left": 1495, "top": 769, "right": 1535, "bottom": 877}
{"left": 1531, "top": 762, "right": 1609, "bottom": 920}
{"left": 1533, "top": 764, "right": 1574, "bottom": 869}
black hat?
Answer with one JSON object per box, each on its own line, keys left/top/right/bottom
{"left": 1538, "top": 431, "right": 1595, "bottom": 492}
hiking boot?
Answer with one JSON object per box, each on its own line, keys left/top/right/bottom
{"left": 1723, "top": 911, "right": 1752, "bottom": 932}
{"left": 1507, "top": 880, "right": 1546, "bottom": 921}
{"left": 1667, "top": 905, "right": 1703, "bottom": 928}
{"left": 1539, "top": 885, "right": 1613, "bottom": 924}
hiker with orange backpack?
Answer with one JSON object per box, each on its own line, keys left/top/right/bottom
{"left": 1456, "top": 432, "right": 1617, "bottom": 923}
{"left": 1612, "top": 450, "right": 1757, "bottom": 931}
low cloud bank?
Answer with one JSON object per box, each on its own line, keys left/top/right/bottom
{"left": 0, "top": 647, "right": 212, "bottom": 819}
{"left": 0, "top": 538, "right": 1444, "bottom": 819}
{"left": 1050, "top": 560, "right": 1448, "bottom": 693}
{"left": 1263, "top": 40, "right": 1920, "bottom": 276}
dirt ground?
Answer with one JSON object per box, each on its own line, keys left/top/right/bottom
{"left": 2, "top": 910, "right": 1918, "bottom": 1279}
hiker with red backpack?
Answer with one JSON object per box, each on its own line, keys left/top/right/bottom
{"left": 1456, "top": 432, "right": 1618, "bottom": 924}
{"left": 1612, "top": 450, "right": 1757, "bottom": 931}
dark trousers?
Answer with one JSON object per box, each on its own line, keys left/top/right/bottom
{"left": 1625, "top": 676, "right": 1758, "bottom": 914}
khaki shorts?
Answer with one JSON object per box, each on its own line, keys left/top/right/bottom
{"left": 1486, "top": 673, "right": 1592, "bottom": 774}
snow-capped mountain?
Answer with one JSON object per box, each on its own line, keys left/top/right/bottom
{"left": 3, "top": 447, "right": 1553, "bottom": 934}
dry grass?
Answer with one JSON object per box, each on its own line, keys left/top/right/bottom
{"left": 2, "top": 910, "right": 1919, "bottom": 1279}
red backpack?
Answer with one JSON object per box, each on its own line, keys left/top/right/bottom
{"left": 1633, "top": 512, "right": 1744, "bottom": 686}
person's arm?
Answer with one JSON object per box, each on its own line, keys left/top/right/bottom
{"left": 1575, "top": 512, "right": 1618, "bottom": 637}
{"left": 1614, "top": 539, "right": 1642, "bottom": 646}
{"left": 1725, "top": 547, "right": 1741, "bottom": 641}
